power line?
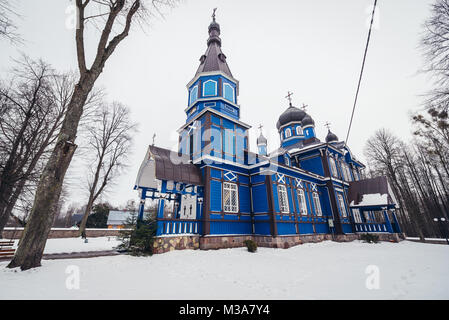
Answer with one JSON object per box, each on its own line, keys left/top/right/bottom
{"left": 345, "top": 0, "right": 378, "bottom": 146}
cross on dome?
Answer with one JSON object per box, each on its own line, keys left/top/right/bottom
{"left": 285, "top": 91, "right": 294, "bottom": 106}
{"left": 325, "top": 121, "right": 331, "bottom": 130}
{"left": 302, "top": 103, "right": 308, "bottom": 112}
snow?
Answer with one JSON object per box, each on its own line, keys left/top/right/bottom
{"left": 350, "top": 193, "right": 388, "bottom": 207}
{"left": 1, "top": 240, "right": 449, "bottom": 299}
{"left": 9, "top": 236, "right": 121, "bottom": 254}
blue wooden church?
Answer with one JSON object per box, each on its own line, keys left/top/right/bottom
{"left": 134, "top": 12, "right": 403, "bottom": 253}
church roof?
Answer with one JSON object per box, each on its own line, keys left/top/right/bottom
{"left": 149, "top": 146, "right": 203, "bottom": 186}
{"left": 348, "top": 176, "right": 397, "bottom": 208}
{"left": 195, "top": 15, "right": 233, "bottom": 77}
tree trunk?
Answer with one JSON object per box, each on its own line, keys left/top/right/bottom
{"left": 7, "top": 79, "right": 93, "bottom": 270}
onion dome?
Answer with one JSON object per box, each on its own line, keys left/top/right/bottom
{"left": 257, "top": 132, "right": 267, "bottom": 145}
{"left": 276, "top": 105, "right": 306, "bottom": 130}
{"left": 325, "top": 130, "right": 339, "bottom": 143}
{"left": 301, "top": 114, "right": 315, "bottom": 127}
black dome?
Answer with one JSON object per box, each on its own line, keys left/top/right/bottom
{"left": 276, "top": 106, "right": 306, "bottom": 130}
{"left": 325, "top": 130, "right": 339, "bottom": 143}
{"left": 301, "top": 114, "right": 315, "bottom": 127}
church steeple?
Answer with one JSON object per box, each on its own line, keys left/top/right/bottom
{"left": 195, "top": 8, "right": 233, "bottom": 77}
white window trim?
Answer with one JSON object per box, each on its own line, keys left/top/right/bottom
{"left": 223, "top": 83, "right": 235, "bottom": 103}
{"left": 329, "top": 157, "right": 338, "bottom": 178}
{"left": 203, "top": 80, "right": 217, "bottom": 97}
{"left": 297, "top": 189, "right": 308, "bottom": 215}
{"left": 278, "top": 185, "right": 290, "bottom": 213}
{"left": 189, "top": 85, "right": 198, "bottom": 105}
{"left": 338, "top": 194, "right": 347, "bottom": 217}
{"left": 223, "top": 182, "right": 239, "bottom": 213}
{"left": 296, "top": 126, "right": 303, "bottom": 135}
{"left": 313, "top": 192, "right": 322, "bottom": 216}
{"left": 285, "top": 128, "right": 292, "bottom": 138}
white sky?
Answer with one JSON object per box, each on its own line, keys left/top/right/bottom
{"left": 0, "top": 0, "right": 435, "bottom": 209}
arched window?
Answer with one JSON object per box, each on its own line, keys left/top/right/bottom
{"left": 285, "top": 128, "right": 292, "bottom": 138}
{"left": 189, "top": 85, "right": 198, "bottom": 105}
{"left": 296, "top": 126, "right": 303, "bottom": 135}
{"left": 223, "top": 83, "right": 235, "bottom": 103}
{"left": 203, "top": 80, "right": 217, "bottom": 96}
{"left": 329, "top": 157, "right": 338, "bottom": 178}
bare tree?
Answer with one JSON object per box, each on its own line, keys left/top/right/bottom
{"left": 421, "top": 0, "right": 449, "bottom": 111}
{"left": 78, "top": 102, "right": 136, "bottom": 237}
{"left": 8, "top": 0, "right": 177, "bottom": 270}
{"left": 0, "top": 57, "right": 72, "bottom": 236}
{"left": 0, "top": 0, "right": 21, "bottom": 43}
{"left": 0, "top": 57, "right": 102, "bottom": 237}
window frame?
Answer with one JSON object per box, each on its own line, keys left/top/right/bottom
{"left": 312, "top": 192, "right": 322, "bottom": 216}
{"left": 189, "top": 85, "right": 198, "bottom": 105}
{"left": 337, "top": 194, "right": 347, "bottom": 217}
{"left": 223, "top": 83, "right": 235, "bottom": 103}
{"left": 285, "top": 128, "right": 292, "bottom": 138}
{"left": 297, "top": 189, "right": 308, "bottom": 216}
{"left": 329, "top": 157, "right": 338, "bottom": 178}
{"left": 277, "top": 184, "right": 290, "bottom": 213}
{"left": 223, "top": 182, "right": 239, "bottom": 213}
{"left": 203, "top": 80, "right": 217, "bottom": 97}
{"left": 296, "top": 126, "right": 303, "bottom": 136}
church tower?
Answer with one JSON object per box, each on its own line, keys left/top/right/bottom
{"left": 178, "top": 9, "right": 250, "bottom": 164}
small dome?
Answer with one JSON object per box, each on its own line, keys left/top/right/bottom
{"left": 276, "top": 106, "right": 306, "bottom": 130}
{"left": 257, "top": 133, "right": 267, "bottom": 145}
{"left": 325, "top": 130, "right": 339, "bottom": 143}
{"left": 301, "top": 114, "right": 315, "bottom": 127}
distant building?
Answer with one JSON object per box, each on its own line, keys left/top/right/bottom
{"left": 106, "top": 210, "right": 135, "bottom": 229}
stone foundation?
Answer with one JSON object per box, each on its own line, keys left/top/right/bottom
{"left": 152, "top": 232, "right": 405, "bottom": 254}
{"left": 153, "top": 235, "right": 200, "bottom": 254}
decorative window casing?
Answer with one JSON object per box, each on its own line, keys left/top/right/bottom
{"left": 337, "top": 194, "right": 347, "bottom": 217}
{"left": 189, "top": 85, "right": 198, "bottom": 105}
{"left": 297, "top": 189, "right": 308, "bottom": 215}
{"left": 312, "top": 192, "right": 322, "bottom": 216}
{"left": 329, "top": 157, "right": 338, "bottom": 178}
{"left": 352, "top": 209, "right": 362, "bottom": 223}
{"left": 278, "top": 185, "right": 289, "bottom": 213}
{"left": 203, "top": 80, "right": 217, "bottom": 96}
{"left": 344, "top": 164, "right": 352, "bottom": 181}
{"left": 296, "top": 126, "right": 303, "bottom": 135}
{"left": 223, "top": 182, "right": 239, "bottom": 213}
{"left": 285, "top": 128, "right": 292, "bottom": 138}
{"left": 223, "top": 83, "right": 235, "bottom": 103}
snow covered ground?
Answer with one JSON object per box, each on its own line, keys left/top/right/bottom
{"left": 1, "top": 240, "right": 448, "bottom": 299}
{"left": 9, "top": 236, "right": 121, "bottom": 254}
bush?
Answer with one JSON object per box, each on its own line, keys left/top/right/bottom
{"left": 360, "top": 233, "right": 379, "bottom": 244}
{"left": 244, "top": 239, "right": 257, "bottom": 253}
{"left": 117, "top": 212, "right": 157, "bottom": 256}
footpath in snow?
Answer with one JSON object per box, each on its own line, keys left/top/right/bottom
{"left": 1, "top": 240, "right": 448, "bottom": 300}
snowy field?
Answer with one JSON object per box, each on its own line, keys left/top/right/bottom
{"left": 1, "top": 240, "right": 449, "bottom": 299}
{"left": 8, "top": 236, "right": 122, "bottom": 254}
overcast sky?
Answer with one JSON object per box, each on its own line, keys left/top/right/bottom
{"left": 0, "top": 0, "right": 436, "bottom": 210}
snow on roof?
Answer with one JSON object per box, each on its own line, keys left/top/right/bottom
{"left": 350, "top": 193, "right": 388, "bottom": 207}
